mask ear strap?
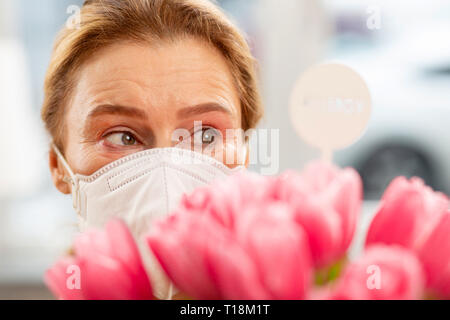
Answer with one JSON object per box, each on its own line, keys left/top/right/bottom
{"left": 52, "top": 144, "right": 81, "bottom": 214}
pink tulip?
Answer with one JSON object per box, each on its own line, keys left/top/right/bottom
{"left": 365, "top": 177, "right": 448, "bottom": 249}
{"left": 147, "top": 199, "right": 313, "bottom": 300}
{"left": 417, "top": 212, "right": 450, "bottom": 299}
{"left": 276, "top": 161, "right": 363, "bottom": 267}
{"left": 181, "top": 161, "right": 361, "bottom": 269}
{"left": 365, "top": 177, "right": 449, "bottom": 298}
{"left": 288, "top": 193, "right": 342, "bottom": 268}
{"left": 233, "top": 203, "right": 312, "bottom": 299}
{"left": 45, "top": 219, "right": 153, "bottom": 300}
{"left": 326, "top": 245, "right": 425, "bottom": 300}
{"left": 180, "top": 171, "right": 277, "bottom": 229}
{"left": 146, "top": 212, "right": 227, "bottom": 299}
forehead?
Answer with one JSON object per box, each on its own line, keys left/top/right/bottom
{"left": 71, "top": 37, "right": 241, "bottom": 116}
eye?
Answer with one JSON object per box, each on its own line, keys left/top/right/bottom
{"left": 202, "top": 129, "right": 216, "bottom": 144}
{"left": 194, "top": 127, "right": 221, "bottom": 145}
{"left": 104, "top": 132, "right": 139, "bottom": 146}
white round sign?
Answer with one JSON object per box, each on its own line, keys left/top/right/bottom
{"left": 289, "top": 63, "right": 372, "bottom": 159}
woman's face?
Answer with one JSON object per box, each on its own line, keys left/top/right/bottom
{"left": 50, "top": 37, "right": 245, "bottom": 194}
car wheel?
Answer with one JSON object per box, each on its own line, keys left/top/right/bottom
{"left": 358, "top": 145, "right": 436, "bottom": 200}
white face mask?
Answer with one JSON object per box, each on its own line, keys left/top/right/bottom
{"left": 53, "top": 146, "right": 245, "bottom": 299}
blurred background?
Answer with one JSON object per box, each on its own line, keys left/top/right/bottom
{"left": 0, "top": 0, "right": 449, "bottom": 299}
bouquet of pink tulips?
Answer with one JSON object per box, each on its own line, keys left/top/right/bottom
{"left": 45, "top": 161, "right": 450, "bottom": 300}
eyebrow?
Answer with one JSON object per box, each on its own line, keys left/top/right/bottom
{"left": 87, "top": 103, "right": 232, "bottom": 120}
{"left": 87, "top": 104, "right": 149, "bottom": 119}
{"left": 177, "top": 103, "right": 233, "bottom": 118}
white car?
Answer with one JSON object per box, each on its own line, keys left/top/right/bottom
{"left": 334, "top": 24, "right": 450, "bottom": 199}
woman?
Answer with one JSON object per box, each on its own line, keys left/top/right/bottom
{"left": 41, "top": 0, "right": 263, "bottom": 299}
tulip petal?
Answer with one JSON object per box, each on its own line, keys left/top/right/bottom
{"left": 325, "top": 168, "right": 362, "bottom": 252}
{"left": 47, "top": 220, "right": 153, "bottom": 300}
{"left": 147, "top": 214, "right": 222, "bottom": 299}
{"left": 418, "top": 212, "right": 450, "bottom": 299}
{"left": 78, "top": 254, "right": 137, "bottom": 300}
{"left": 205, "top": 236, "right": 271, "bottom": 300}
{"left": 291, "top": 199, "right": 342, "bottom": 267}
{"left": 237, "top": 204, "right": 313, "bottom": 299}
{"left": 365, "top": 177, "right": 448, "bottom": 249}
{"left": 105, "top": 219, "right": 153, "bottom": 299}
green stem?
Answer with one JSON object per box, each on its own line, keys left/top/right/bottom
{"left": 314, "top": 256, "right": 348, "bottom": 286}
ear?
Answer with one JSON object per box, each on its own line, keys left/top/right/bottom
{"left": 49, "top": 148, "right": 72, "bottom": 195}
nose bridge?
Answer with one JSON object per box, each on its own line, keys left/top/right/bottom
{"left": 154, "top": 134, "right": 173, "bottom": 149}
{"left": 152, "top": 120, "right": 180, "bottom": 149}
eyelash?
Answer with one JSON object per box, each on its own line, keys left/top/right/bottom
{"left": 101, "top": 128, "right": 143, "bottom": 148}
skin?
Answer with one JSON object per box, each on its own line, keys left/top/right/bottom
{"left": 49, "top": 37, "right": 249, "bottom": 194}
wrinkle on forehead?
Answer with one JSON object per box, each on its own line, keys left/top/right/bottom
{"left": 69, "top": 37, "right": 241, "bottom": 120}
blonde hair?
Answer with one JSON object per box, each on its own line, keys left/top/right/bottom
{"left": 42, "top": 0, "right": 263, "bottom": 151}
